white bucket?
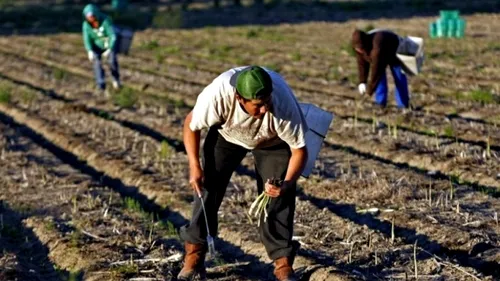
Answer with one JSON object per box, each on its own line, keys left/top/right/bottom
{"left": 114, "top": 26, "right": 134, "bottom": 55}
{"left": 299, "top": 103, "right": 334, "bottom": 178}
{"left": 396, "top": 36, "right": 424, "bottom": 76}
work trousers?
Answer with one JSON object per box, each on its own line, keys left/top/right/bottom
{"left": 374, "top": 64, "right": 410, "bottom": 108}
{"left": 91, "top": 44, "right": 120, "bottom": 90}
{"left": 180, "top": 127, "right": 297, "bottom": 260}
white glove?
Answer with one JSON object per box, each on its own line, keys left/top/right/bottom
{"left": 87, "top": 51, "right": 96, "bottom": 62}
{"left": 102, "top": 49, "right": 112, "bottom": 59}
{"left": 358, "top": 83, "right": 366, "bottom": 95}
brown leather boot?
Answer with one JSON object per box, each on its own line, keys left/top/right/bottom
{"left": 273, "top": 256, "right": 297, "bottom": 281}
{"left": 177, "top": 242, "right": 207, "bottom": 281}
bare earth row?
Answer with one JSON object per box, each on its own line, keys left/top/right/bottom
{"left": 0, "top": 57, "right": 498, "bottom": 279}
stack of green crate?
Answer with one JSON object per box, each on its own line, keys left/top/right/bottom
{"left": 429, "top": 10, "right": 466, "bottom": 38}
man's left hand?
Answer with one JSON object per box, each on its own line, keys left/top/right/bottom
{"left": 265, "top": 180, "right": 291, "bottom": 198}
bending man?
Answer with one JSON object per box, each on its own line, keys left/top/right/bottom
{"left": 179, "top": 66, "right": 308, "bottom": 281}
{"left": 352, "top": 29, "right": 410, "bottom": 108}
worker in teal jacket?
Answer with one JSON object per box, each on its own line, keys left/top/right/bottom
{"left": 82, "top": 4, "right": 121, "bottom": 93}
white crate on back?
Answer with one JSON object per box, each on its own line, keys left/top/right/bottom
{"left": 299, "top": 103, "right": 334, "bottom": 177}
{"left": 396, "top": 36, "right": 424, "bottom": 76}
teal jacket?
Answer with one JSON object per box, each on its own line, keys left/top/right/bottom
{"left": 82, "top": 4, "right": 117, "bottom": 52}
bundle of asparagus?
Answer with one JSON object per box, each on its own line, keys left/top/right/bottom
{"left": 248, "top": 178, "right": 283, "bottom": 226}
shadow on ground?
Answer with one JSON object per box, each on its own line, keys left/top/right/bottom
{"left": 295, "top": 189, "right": 500, "bottom": 278}
{"left": 0, "top": 201, "right": 78, "bottom": 281}
{"left": 0, "top": 110, "right": 271, "bottom": 281}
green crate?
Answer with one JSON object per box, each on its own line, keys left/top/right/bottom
{"left": 447, "top": 19, "right": 457, "bottom": 37}
{"left": 436, "top": 19, "right": 447, "bottom": 37}
{"left": 429, "top": 11, "right": 466, "bottom": 38}
{"left": 429, "top": 22, "right": 438, "bottom": 38}
{"left": 455, "top": 18, "right": 466, "bottom": 38}
{"left": 440, "top": 10, "right": 460, "bottom": 20}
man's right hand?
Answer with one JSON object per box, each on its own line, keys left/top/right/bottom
{"left": 358, "top": 83, "right": 367, "bottom": 95}
{"left": 88, "top": 51, "right": 96, "bottom": 62}
{"left": 189, "top": 165, "right": 204, "bottom": 197}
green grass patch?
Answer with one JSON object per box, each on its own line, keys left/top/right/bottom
{"left": 173, "top": 98, "right": 187, "bottom": 108}
{"left": 44, "top": 220, "right": 56, "bottom": 232}
{"left": 53, "top": 68, "right": 67, "bottom": 81}
{"left": 443, "top": 125, "right": 455, "bottom": 138}
{"left": 469, "top": 90, "right": 496, "bottom": 104}
{"left": 203, "top": 26, "right": 217, "bottom": 35}
{"left": 456, "top": 89, "right": 497, "bottom": 104}
{"left": 244, "top": 26, "right": 287, "bottom": 42}
{"left": 142, "top": 91, "right": 188, "bottom": 108}
{"left": 113, "top": 87, "right": 138, "bottom": 108}
{"left": 158, "top": 141, "right": 172, "bottom": 160}
{"left": 235, "top": 56, "right": 251, "bottom": 66}
{"left": 185, "top": 61, "right": 196, "bottom": 70}
{"left": 140, "top": 39, "right": 160, "bottom": 51}
{"left": 155, "top": 53, "right": 165, "bottom": 64}
{"left": 123, "top": 197, "right": 143, "bottom": 213}
{"left": 158, "top": 220, "right": 177, "bottom": 237}
{"left": 428, "top": 50, "right": 459, "bottom": 60}
{"left": 291, "top": 51, "right": 302, "bottom": 62}
{"left": 246, "top": 28, "right": 261, "bottom": 39}
{"left": 260, "top": 29, "right": 286, "bottom": 42}
{"left": 422, "top": 128, "right": 437, "bottom": 136}
{"left": 123, "top": 198, "right": 161, "bottom": 222}
{"left": 206, "top": 44, "right": 234, "bottom": 60}
{"left": 112, "top": 263, "right": 139, "bottom": 277}
{"left": 159, "top": 45, "right": 181, "bottom": 54}
{"left": 0, "top": 85, "right": 12, "bottom": 104}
